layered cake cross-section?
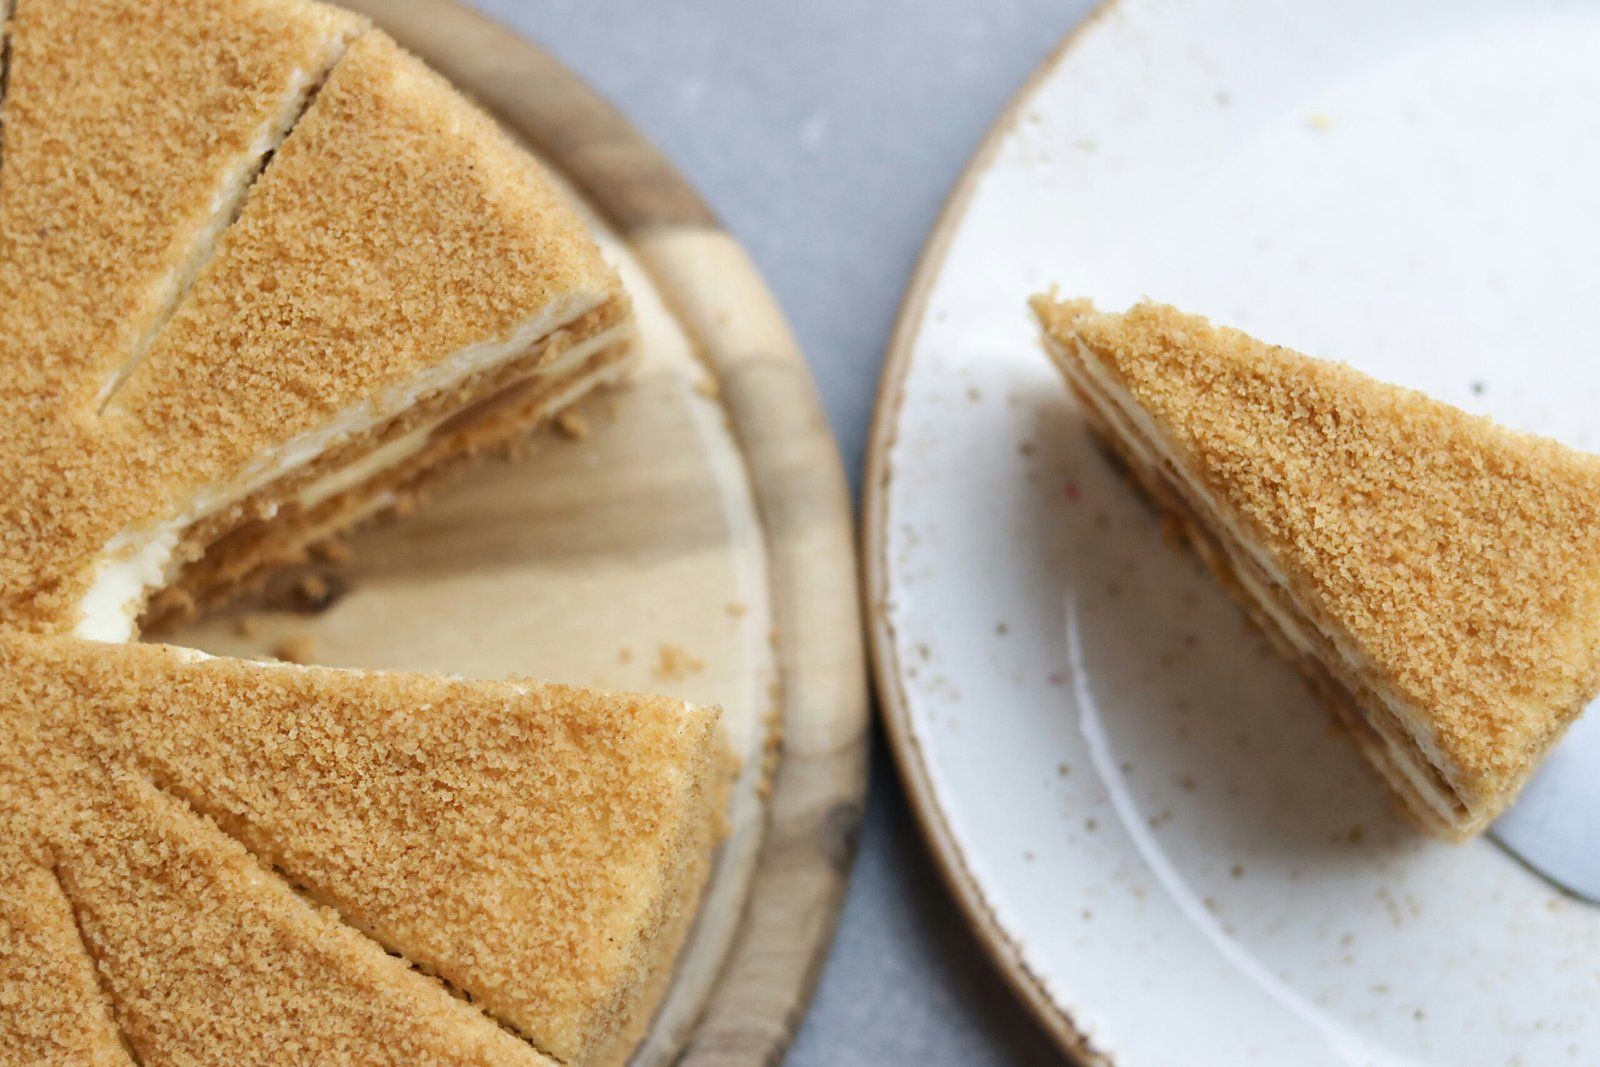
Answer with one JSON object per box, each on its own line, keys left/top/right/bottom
{"left": 0, "top": 2, "right": 725, "bottom": 1064}
{"left": 1034, "top": 296, "right": 1600, "bottom": 839}
{"left": 0, "top": 6, "right": 634, "bottom": 641}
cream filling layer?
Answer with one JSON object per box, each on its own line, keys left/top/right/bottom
{"left": 292, "top": 345, "right": 635, "bottom": 545}
{"left": 1057, "top": 335, "right": 1468, "bottom": 823}
{"left": 294, "top": 324, "right": 629, "bottom": 511}
{"left": 73, "top": 297, "right": 615, "bottom": 643}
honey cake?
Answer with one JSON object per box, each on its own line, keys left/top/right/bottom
{"left": 0, "top": 633, "right": 724, "bottom": 1064}
{"left": 0, "top": 0, "right": 365, "bottom": 409}
{"left": 0, "top": 864, "right": 135, "bottom": 1066}
{"left": 0, "top": 4, "right": 712, "bottom": 1062}
{"left": 0, "top": 26, "right": 635, "bottom": 640}
{"left": 0, "top": 0, "right": 365, "bottom": 639}
{"left": 1034, "top": 296, "right": 1600, "bottom": 838}
{"left": 24, "top": 780, "right": 555, "bottom": 1066}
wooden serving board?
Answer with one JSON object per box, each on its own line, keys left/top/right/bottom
{"left": 173, "top": 3, "right": 869, "bottom": 1064}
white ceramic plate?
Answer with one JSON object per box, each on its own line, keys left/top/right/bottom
{"left": 866, "top": 2, "right": 1600, "bottom": 1064}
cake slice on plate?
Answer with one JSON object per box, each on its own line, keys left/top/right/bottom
{"left": 1, "top": 634, "right": 724, "bottom": 1065}
{"left": 1034, "top": 296, "right": 1600, "bottom": 839}
{"left": 0, "top": 25, "right": 634, "bottom": 640}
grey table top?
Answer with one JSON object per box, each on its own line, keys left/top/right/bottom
{"left": 467, "top": 2, "right": 1094, "bottom": 1061}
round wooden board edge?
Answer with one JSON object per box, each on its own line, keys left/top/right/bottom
{"left": 862, "top": 4, "right": 1122, "bottom": 1066}
{"left": 331, "top": 3, "right": 872, "bottom": 1064}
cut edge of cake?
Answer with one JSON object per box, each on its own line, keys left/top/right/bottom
{"left": 58, "top": 29, "right": 636, "bottom": 642}
{"left": 92, "top": 1, "right": 371, "bottom": 408}
{"left": 142, "top": 325, "right": 636, "bottom": 631}
{"left": 0, "top": 0, "right": 369, "bottom": 411}
{"left": 1032, "top": 294, "right": 1600, "bottom": 839}
{"left": 77, "top": 297, "right": 634, "bottom": 641}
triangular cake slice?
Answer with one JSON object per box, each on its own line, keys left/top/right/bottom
{"left": 1, "top": 634, "right": 724, "bottom": 1065}
{"left": 0, "top": 25, "right": 634, "bottom": 640}
{"left": 0, "top": 644, "right": 556, "bottom": 1067}
{"left": 1034, "top": 296, "right": 1600, "bottom": 838}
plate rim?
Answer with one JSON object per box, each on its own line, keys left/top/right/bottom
{"left": 862, "top": 4, "right": 1122, "bottom": 1064}
{"left": 306, "top": 2, "right": 874, "bottom": 1063}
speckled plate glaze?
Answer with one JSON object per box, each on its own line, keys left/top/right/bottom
{"left": 866, "top": 1, "right": 1600, "bottom": 1064}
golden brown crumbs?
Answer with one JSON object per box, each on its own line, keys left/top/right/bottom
{"left": 1034, "top": 294, "right": 1600, "bottom": 822}
{"left": 0, "top": 0, "right": 363, "bottom": 411}
{"left": 295, "top": 574, "right": 331, "bottom": 606}
{"left": 653, "top": 643, "right": 705, "bottom": 681}
{"left": 758, "top": 700, "right": 790, "bottom": 799}
{"left": 0, "top": 28, "right": 624, "bottom": 635}
{"left": 0, "top": 634, "right": 725, "bottom": 1064}
{"left": 270, "top": 636, "right": 317, "bottom": 665}
{"left": 310, "top": 538, "right": 353, "bottom": 564}
{"left": 0, "top": 0, "right": 365, "bottom": 630}
{"left": 553, "top": 410, "right": 591, "bottom": 440}
{"left": 0, "top": 865, "right": 132, "bottom": 1065}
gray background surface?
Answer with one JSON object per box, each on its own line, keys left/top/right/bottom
{"left": 467, "top": 2, "right": 1095, "bottom": 1061}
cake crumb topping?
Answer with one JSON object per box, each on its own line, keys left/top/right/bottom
{"left": 1035, "top": 295, "right": 1600, "bottom": 801}
{"left": 1, "top": 635, "right": 723, "bottom": 1064}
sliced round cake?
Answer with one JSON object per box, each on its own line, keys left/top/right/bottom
{"left": 0, "top": 2, "right": 725, "bottom": 1063}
